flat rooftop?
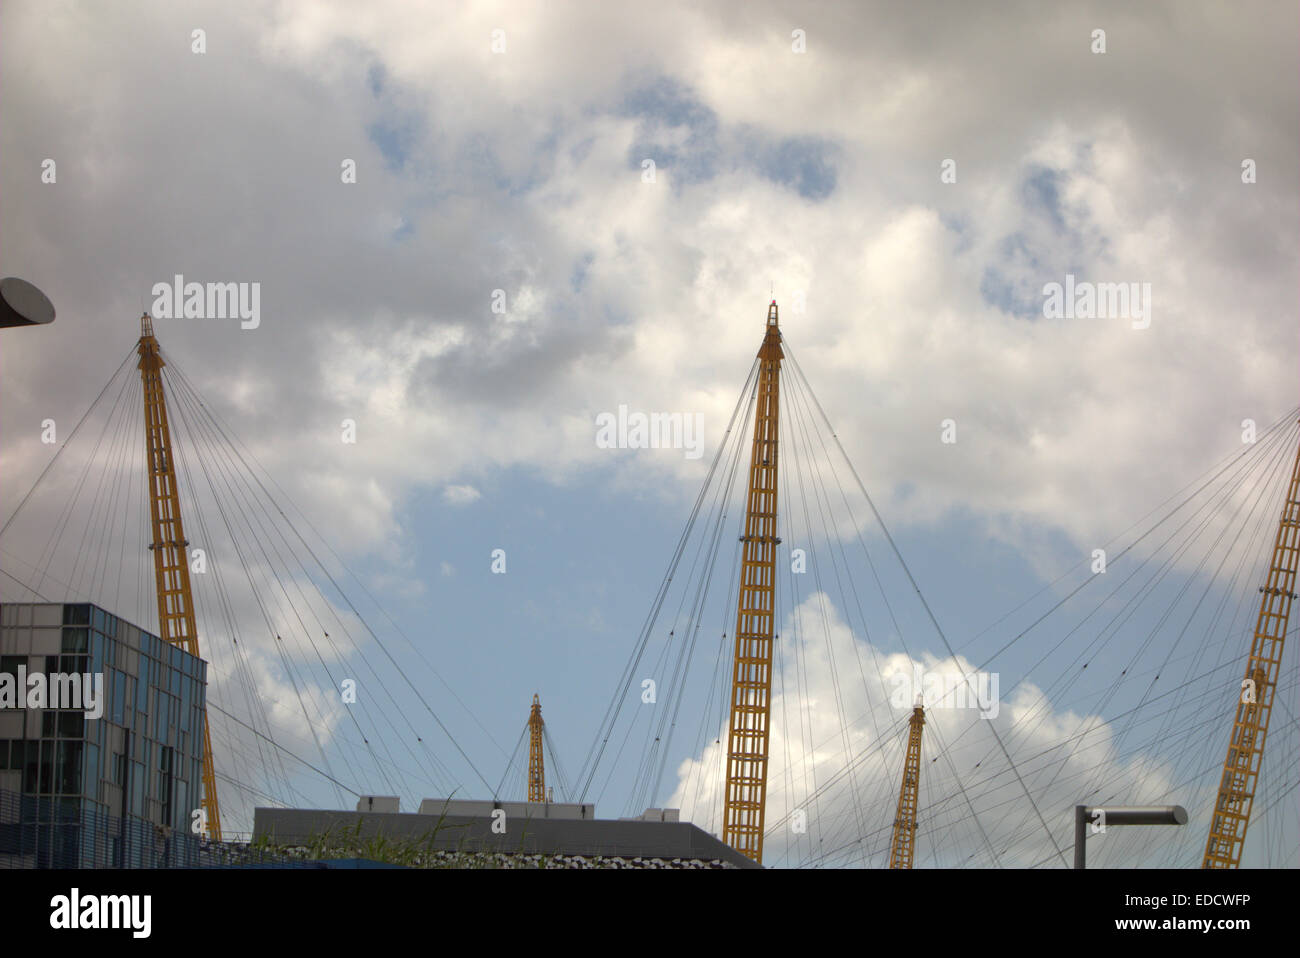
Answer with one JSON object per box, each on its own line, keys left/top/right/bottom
{"left": 253, "top": 803, "right": 759, "bottom": 869}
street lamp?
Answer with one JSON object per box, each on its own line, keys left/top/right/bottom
{"left": 1074, "top": 804, "right": 1187, "bottom": 868}
{"left": 0, "top": 277, "right": 55, "bottom": 328}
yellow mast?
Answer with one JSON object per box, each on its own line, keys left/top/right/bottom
{"left": 527, "top": 694, "right": 546, "bottom": 803}
{"left": 1203, "top": 426, "right": 1300, "bottom": 867}
{"left": 722, "top": 301, "right": 783, "bottom": 863}
{"left": 137, "top": 313, "right": 222, "bottom": 841}
{"left": 888, "top": 703, "right": 925, "bottom": 868}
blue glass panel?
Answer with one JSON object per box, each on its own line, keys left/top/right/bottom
{"left": 111, "top": 671, "right": 125, "bottom": 725}
{"left": 130, "top": 765, "right": 144, "bottom": 815}
{"left": 84, "top": 744, "right": 98, "bottom": 787}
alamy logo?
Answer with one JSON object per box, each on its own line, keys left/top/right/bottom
{"left": 1042, "top": 273, "right": 1151, "bottom": 329}
{"left": 889, "top": 668, "right": 1000, "bottom": 719}
{"left": 150, "top": 274, "right": 261, "bottom": 329}
{"left": 50, "top": 889, "right": 151, "bottom": 938}
{"left": 595, "top": 405, "right": 703, "bottom": 460}
{"left": 0, "top": 667, "right": 103, "bottom": 719}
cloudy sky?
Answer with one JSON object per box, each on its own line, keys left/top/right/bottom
{"left": 1, "top": 1, "right": 1296, "bottom": 866}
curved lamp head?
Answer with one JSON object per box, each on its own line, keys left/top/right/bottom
{"left": 0, "top": 277, "right": 55, "bottom": 328}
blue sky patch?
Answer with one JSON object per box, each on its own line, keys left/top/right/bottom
{"left": 752, "top": 135, "right": 838, "bottom": 200}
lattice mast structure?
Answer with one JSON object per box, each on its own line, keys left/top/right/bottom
{"left": 136, "top": 313, "right": 222, "bottom": 841}
{"left": 1203, "top": 426, "right": 1300, "bottom": 867}
{"left": 722, "top": 301, "right": 784, "bottom": 863}
{"left": 528, "top": 693, "right": 546, "bottom": 803}
{"left": 888, "top": 702, "right": 926, "bottom": 868}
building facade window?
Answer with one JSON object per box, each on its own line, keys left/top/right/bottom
{"left": 2, "top": 603, "right": 208, "bottom": 868}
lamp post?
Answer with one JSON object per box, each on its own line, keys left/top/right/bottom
{"left": 0, "top": 277, "right": 55, "bottom": 328}
{"left": 1074, "top": 804, "right": 1187, "bottom": 869}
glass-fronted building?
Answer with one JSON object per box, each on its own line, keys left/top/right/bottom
{"left": 0, "top": 602, "right": 207, "bottom": 867}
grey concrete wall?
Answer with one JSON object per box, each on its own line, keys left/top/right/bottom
{"left": 415, "top": 798, "right": 595, "bottom": 820}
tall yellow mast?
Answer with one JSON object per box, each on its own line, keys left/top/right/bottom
{"left": 1203, "top": 426, "right": 1300, "bottom": 867}
{"left": 137, "top": 313, "right": 222, "bottom": 841}
{"left": 889, "top": 702, "right": 925, "bottom": 868}
{"left": 527, "top": 693, "right": 546, "bottom": 803}
{"left": 722, "top": 301, "right": 783, "bottom": 863}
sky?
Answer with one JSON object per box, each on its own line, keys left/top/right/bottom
{"left": 1, "top": 0, "right": 1297, "bottom": 867}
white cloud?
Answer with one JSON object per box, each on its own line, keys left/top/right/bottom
{"left": 442, "top": 484, "right": 482, "bottom": 506}
{"left": 1, "top": 1, "right": 1292, "bottom": 570}
{"left": 665, "top": 592, "right": 1178, "bottom": 867}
